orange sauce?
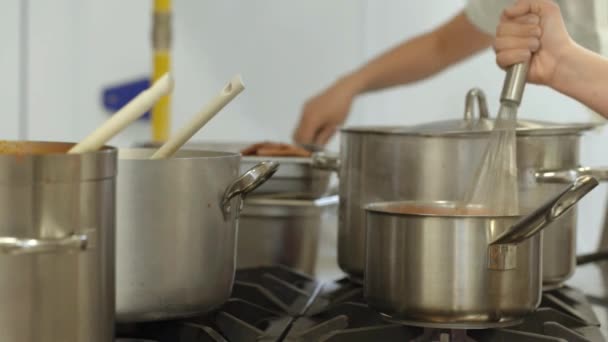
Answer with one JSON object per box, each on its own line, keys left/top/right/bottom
{"left": 0, "top": 141, "right": 71, "bottom": 155}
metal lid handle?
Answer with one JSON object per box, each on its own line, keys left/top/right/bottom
{"left": 463, "top": 88, "right": 490, "bottom": 121}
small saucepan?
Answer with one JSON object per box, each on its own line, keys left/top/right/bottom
{"left": 364, "top": 176, "right": 598, "bottom": 329}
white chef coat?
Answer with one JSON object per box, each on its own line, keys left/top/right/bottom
{"left": 465, "top": 0, "right": 608, "bottom": 54}
{"left": 466, "top": 0, "right": 608, "bottom": 123}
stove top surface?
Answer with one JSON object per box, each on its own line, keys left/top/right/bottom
{"left": 116, "top": 266, "right": 605, "bottom": 342}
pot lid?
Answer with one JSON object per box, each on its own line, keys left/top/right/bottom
{"left": 408, "top": 118, "right": 598, "bottom": 136}
{"left": 341, "top": 88, "right": 601, "bottom": 136}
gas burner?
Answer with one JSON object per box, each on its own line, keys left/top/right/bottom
{"left": 116, "top": 268, "right": 605, "bottom": 342}
{"left": 284, "top": 302, "right": 423, "bottom": 341}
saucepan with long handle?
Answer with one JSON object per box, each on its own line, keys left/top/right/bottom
{"left": 363, "top": 175, "right": 598, "bottom": 328}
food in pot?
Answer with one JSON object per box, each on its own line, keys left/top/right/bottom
{"left": 241, "top": 141, "right": 312, "bottom": 157}
{"left": 0, "top": 141, "right": 71, "bottom": 155}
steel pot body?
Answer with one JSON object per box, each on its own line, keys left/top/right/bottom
{"left": 116, "top": 149, "right": 277, "bottom": 322}
{"left": 0, "top": 142, "right": 117, "bottom": 342}
{"left": 238, "top": 195, "right": 338, "bottom": 275}
{"left": 320, "top": 89, "right": 604, "bottom": 287}
{"left": 364, "top": 176, "right": 597, "bottom": 327}
{"left": 365, "top": 206, "right": 541, "bottom": 327}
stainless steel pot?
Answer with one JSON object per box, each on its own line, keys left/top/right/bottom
{"left": 141, "top": 141, "right": 334, "bottom": 197}
{"left": 238, "top": 194, "right": 338, "bottom": 275}
{"left": 314, "top": 88, "right": 607, "bottom": 287}
{"left": 116, "top": 149, "right": 277, "bottom": 322}
{"left": 364, "top": 176, "right": 598, "bottom": 328}
{"left": 0, "top": 141, "right": 117, "bottom": 342}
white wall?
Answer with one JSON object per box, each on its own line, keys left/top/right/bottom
{"left": 4, "top": 0, "right": 608, "bottom": 253}
{"left": 0, "top": 1, "right": 21, "bottom": 139}
{"left": 24, "top": 0, "right": 366, "bottom": 147}
{"left": 26, "top": 0, "right": 153, "bottom": 143}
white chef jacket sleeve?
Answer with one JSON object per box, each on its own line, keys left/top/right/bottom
{"left": 464, "top": 0, "right": 516, "bottom": 36}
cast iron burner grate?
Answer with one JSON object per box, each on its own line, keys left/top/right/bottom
{"left": 285, "top": 277, "right": 605, "bottom": 342}
{"left": 115, "top": 266, "right": 320, "bottom": 342}
{"left": 116, "top": 270, "right": 605, "bottom": 342}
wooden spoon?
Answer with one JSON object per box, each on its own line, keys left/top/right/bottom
{"left": 150, "top": 74, "right": 245, "bottom": 160}
{"left": 68, "top": 73, "right": 174, "bottom": 154}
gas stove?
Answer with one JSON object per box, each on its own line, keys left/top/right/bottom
{"left": 116, "top": 266, "right": 606, "bottom": 342}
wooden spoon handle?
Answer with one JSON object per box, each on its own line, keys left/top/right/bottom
{"left": 68, "top": 73, "right": 174, "bottom": 154}
{"left": 150, "top": 74, "right": 245, "bottom": 159}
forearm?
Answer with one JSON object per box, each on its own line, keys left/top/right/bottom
{"left": 551, "top": 44, "right": 608, "bottom": 119}
{"left": 345, "top": 12, "right": 493, "bottom": 94}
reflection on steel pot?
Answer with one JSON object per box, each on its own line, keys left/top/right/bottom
{"left": 314, "top": 88, "right": 607, "bottom": 288}
{"left": 238, "top": 194, "right": 338, "bottom": 275}
{"left": 365, "top": 176, "right": 597, "bottom": 328}
{"left": 116, "top": 149, "right": 277, "bottom": 322}
{"left": 0, "top": 141, "right": 117, "bottom": 342}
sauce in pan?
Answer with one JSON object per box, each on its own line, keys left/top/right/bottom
{"left": 0, "top": 141, "right": 72, "bottom": 155}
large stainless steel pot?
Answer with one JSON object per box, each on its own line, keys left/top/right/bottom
{"left": 365, "top": 176, "right": 598, "bottom": 328}
{"left": 0, "top": 141, "right": 117, "bottom": 342}
{"left": 238, "top": 194, "right": 338, "bottom": 275}
{"left": 314, "top": 88, "right": 607, "bottom": 287}
{"left": 116, "top": 149, "right": 277, "bottom": 322}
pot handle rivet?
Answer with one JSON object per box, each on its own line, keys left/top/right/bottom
{"left": 487, "top": 244, "right": 517, "bottom": 270}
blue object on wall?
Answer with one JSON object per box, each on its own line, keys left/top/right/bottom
{"left": 102, "top": 77, "right": 151, "bottom": 120}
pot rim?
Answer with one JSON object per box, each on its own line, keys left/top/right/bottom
{"left": 340, "top": 122, "right": 599, "bottom": 137}
{"left": 365, "top": 200, "right": 519, "bottom": 218}
{"left": 118, "top": 148, "right": 240, "bottom": 160}
{"left": 0, "top": 140, "right": 116, "bottom": 157}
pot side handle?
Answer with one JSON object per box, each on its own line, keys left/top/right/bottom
{"left": 0, "top": 232, "right": 91, "bottom": 255}
{"left": 488, "top": 176, "right": 598, "bottom": 270}
{"left": 311, "top": 152, "right": 340, "bottom": 172}
{"left": 221, "top": 161, "right": 279, "bottom": 219}
{"left": 535, "top": 166, "right": 608, "bottom": 183}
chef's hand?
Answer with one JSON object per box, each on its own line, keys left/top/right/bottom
{"left": 293, "top": 76, "right": 361, "bottom": 145}
{"left": 494, "top": 0, "right": 575, "bottom": 86}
